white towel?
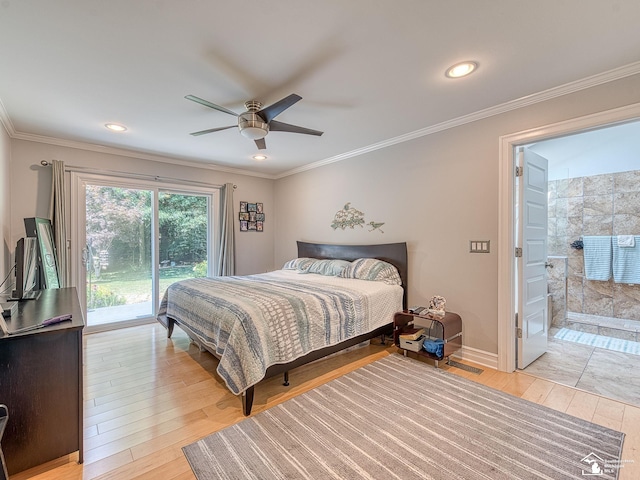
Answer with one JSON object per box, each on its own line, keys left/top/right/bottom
{"left": 612, "top": 236, "right": 640, "bottom": 284}
{"left": 617, "top": 235, "right": 635, "bottom": 247}
{"left": 582, "top": 236, "right": 612, "bottom": 281}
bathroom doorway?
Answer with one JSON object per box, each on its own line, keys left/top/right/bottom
{"left": 520, "top": 120, "right": 640, "bottom": 407}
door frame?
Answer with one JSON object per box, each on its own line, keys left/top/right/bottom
{"left": 497, "top": 102, "right": 640, "bottom": 372}
{"left": 70, "top": 172, "right": 219, "bottom": 331}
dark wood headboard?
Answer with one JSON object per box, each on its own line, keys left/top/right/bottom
{"left": 297, "top": 241, "right": 408, "bottom": 309}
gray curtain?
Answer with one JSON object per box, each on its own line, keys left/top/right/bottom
{"left": 216, "top": 183, "right": 235, "bottom": 276}
{"left": 50, "top": 159, "right": 69, "bottom": 287}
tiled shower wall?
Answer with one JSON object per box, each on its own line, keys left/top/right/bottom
{"left": 546, "top": 256, "right": 567, "bottom": 326}
{"left": 548, "top": 170, "right": 640, "bottom": 322}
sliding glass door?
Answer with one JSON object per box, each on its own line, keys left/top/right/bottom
{"left": 73, "top": 174, "right": 215, "bottom": 331}
{"left": 85, "top": 185, "right": 153, "bottom": 326}
{"left": 158, "top": 191, "right": 209, "bottom": 305}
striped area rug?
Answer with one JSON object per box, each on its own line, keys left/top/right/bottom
{"left": 183, "top": 354, "right": 624, "bottom": 479}
{"left": 555, "top": 327, "right": 640, "bottom": 356}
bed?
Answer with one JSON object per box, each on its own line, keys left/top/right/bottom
{"left": 157, "top": 241, "right": 408, "bottom": 415}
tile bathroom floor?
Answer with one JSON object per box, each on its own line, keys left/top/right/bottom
{"left": 523, "top": 326, "right": 640, "bottom": 408}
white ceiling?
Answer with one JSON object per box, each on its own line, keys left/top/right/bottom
{"left": 529, "top": 120, "right": 640, "bottom": 181}
{"left": 1, "top": 1, "right": 640, "bottom": 178}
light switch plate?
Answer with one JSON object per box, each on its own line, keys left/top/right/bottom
{"left": 470, "top": 240, "right": 490, "bottom": 253}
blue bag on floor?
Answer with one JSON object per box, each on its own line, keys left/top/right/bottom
{"left": 423, "top": 338, "right": 444, "bottom": 359}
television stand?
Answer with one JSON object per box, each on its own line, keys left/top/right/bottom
{"left": 0, "top": 288, "right": 84, "bottom": 475}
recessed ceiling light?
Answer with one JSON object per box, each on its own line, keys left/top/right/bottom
{"left": 253, "top": 154, "right": 267, "bottom": 161}
{"left": 445, "top": 61, "right": 478, "bottom": 78}
{"left": 105, "top": 123, "right": 127, "bottom": 132}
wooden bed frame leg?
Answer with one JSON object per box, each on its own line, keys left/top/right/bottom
{"left": 166, "top": 318, "right": 175, "bottom": 338}
{"left": 283, "top": 371, "right": 289, "bottom": 386}
{"left": 242, "top": 387, "right": 255, "bottom": 416}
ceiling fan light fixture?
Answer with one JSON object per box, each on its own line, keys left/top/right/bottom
{"left": 240, "top": 126, "right": 268, "bottom": 140}
{"left": 238, "top": 111, "right": 268, "bottom": 140}
{"left": 105, "top": 123, "right": 127, "bottom": 132}
{"left": 253, "top": 154, "right": 267, "bottom": 161}
{"left": 445, "top": 61, "right": 478, "bottom": 78}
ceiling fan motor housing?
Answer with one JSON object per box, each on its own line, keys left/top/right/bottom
{"left": 239, "top": 101, "right": 268, "bottom": 139}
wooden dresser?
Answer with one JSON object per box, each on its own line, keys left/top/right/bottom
{"left": 0, "top": 288, "right": 84, "bottom": 475}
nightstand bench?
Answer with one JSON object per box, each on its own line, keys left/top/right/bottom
{"left": 393, "top": 310, "right": 462, "bottom": 367}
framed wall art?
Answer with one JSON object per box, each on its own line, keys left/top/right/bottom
{"left": 240, "top": 201, "right": 264, "bottom": 232}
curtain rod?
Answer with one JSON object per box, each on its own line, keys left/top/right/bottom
{"left": 40, "top": 160, "right": 236, "bottom": 189}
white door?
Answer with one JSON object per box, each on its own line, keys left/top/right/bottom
{"left": 517, "top": 148, "right": 549, "bottom": 368}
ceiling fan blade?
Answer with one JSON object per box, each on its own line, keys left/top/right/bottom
{"left": 185, "top": 95, "right": 239, "bottom": 117}
{"left": 256, "top": 94, "right": 302, "bottom": 123}
{"left": 254, "top": 138, "right": 267, "bottom": 150}
{"left": 269, "top": 120, "right": 323, "bottom": 136}
{"left": 189, "top": 125, "right": 236, "bottom": 136}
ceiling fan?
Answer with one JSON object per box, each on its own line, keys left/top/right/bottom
{"left": 185, "top": 93, "right": 323, "bottom": 150}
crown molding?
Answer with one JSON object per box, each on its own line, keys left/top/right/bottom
{"left": 10, "top": 130, "right": 276, "bottom": 179}
{"left": 276, "top": 61, "right": 640, "bottom": 179}
{"left": 0, "top": 97, "right": 16, "bottom": 137}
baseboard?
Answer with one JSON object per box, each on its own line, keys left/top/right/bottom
{"left": 451, "top": 345, "right": 498, "bottom": 370}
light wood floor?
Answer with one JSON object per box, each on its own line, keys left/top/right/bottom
{"left": 11, "top": 323, "right": 640, "bottom": 479}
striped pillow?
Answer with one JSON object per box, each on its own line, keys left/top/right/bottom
{"left": 282, "top": 257, "right": 316, "bottom": 270}
{"left": 300, "top": 259, "right": 352, "bottom": 276}
{"left": 339, "top": 258, "right": 402, "bottom": 285}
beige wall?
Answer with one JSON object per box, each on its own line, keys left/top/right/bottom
{"left": 274, "top": 73, "right": 640, "bottom": 357}
{"left": 0, "top": 122, "right": 9, "bottom": 280}
{"left": 10, "top": 140, "right": 275, "bottom": 278}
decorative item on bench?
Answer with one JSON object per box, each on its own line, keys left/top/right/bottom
{"left": 239, "top": 201, "right": 264, "bottom": 232}
{"left": 422, "top": 320, "right": 445, "bottom": 359}
{"left": 428, "top": 295, "right": 446, "bottom": 317}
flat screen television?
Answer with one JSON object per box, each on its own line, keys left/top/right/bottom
{"left": 11, "top": 237, "right": 41, "bottom": 301}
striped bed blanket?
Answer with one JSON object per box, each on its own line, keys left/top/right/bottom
{"left": 157, "top": 270, "right": 402, "bottom": 395}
